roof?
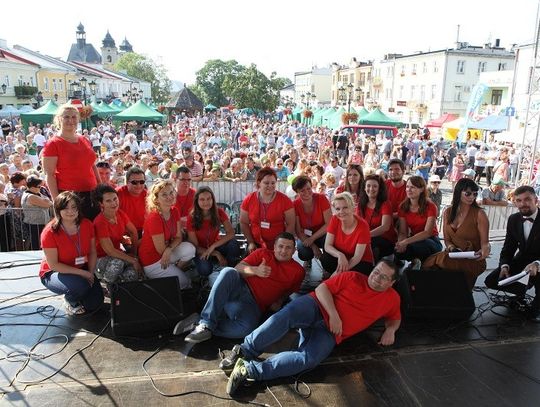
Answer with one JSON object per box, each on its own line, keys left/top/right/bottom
{"left": 166, "top": 87, "right": 203, "bottom": 111}
{"left": 14, "top": 45, "right": 78, "bottom": 71}
{"left": 393, "top": 45, "right": 514, "bottom": 60}
{"left": 119, "top": 38, "right": 133, "bottom": 52}
{"left": 102, "top": 31, "right": 115, "bottom": 48}
{"left": 68, "top": 61, "right": 118, "bottom": 79}
{"left": 0, "top": 48, "right": 40, "bottom": 67}
{"left": 67, "top": 43, "right": 102, "bottom": 64}
{"left": 10, "top": 46, "right": 73, "bottom": 72}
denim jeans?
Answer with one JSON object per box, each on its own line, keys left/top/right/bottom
{"left": 241, "top": 295, "right": 336, "bottom": 381}
{"left": 397, "top": 236, "right": 442, "bottom": 262}
{"left": 296, "top": 235, "right": 326, "bottom": 261}
{"left": 199, "top": 267, "right": 261, "bottom": 338}
{"left": 193, "top": 239, "right": 241, "bottom": 276}
{"left": 41, "top": 272, "right": 104, "bottom": 311}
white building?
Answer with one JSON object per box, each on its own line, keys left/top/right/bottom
{"left": 372, "top": 41, "right": 515, "bottom": 126}
{"left": 294, "top": 67, "right": 332, "bottom": 108}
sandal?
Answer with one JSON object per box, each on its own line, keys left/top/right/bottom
{"left": 64, "top": 300, "right": 86, "bottom": 316}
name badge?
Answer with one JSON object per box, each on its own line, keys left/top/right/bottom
{"left": 304, "top": 229, "right": 313, "bottom": 236}
{"left": 75, "top": 256, "right": 87, "bottom": 265}
{"left": 261, "top": 221, "right": 270, "bottom": 229}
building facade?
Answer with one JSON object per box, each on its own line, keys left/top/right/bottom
{"left": 294, "top": 67, "right": 332, "bottom": 108}
{"left": 331, "top": 58, "right": 373, "bottom": 110}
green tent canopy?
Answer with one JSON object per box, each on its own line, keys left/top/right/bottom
{"left": 328, "top": 107, "right": 347, "bottom": 130}
{"left": 109, "top": 101, "right": 127, "bottom": 112}
{"left": 20, "top": 100, "right": 59, "bottom": 128}
{"left": 98, "top": 101, "right": 117, "bottom": 115}
{"left": 204, "top": 104, "right": 218, "bottom": 112}
{"left": 357, "top": 108, "right": 403, "bottom": 127}
{"left": 356, "top": 107, "right": 370, "bottom": 117}
{"left": 89, "top": 101, "right": 111, "bottom": 118}
{"left": 113, "top": 100, "right": 165, "bottom": 122}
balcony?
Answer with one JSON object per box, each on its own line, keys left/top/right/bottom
{"left": 14, "top": 85, "right": 38, "bottom": 99}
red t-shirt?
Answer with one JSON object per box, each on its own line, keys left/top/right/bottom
{"left": 398, "top": 201, "right": 438, "bottom": 237}
{"left": 327, "top": 215, "right": 373, "bottom": 264}
{"left": 294, "top": 193, "right": 331, "bottom": 232}
{"left": 186, "top": 207, "right": 228, "bottom": 249}
{"left": 116, "top": 185, "right": 147, "bottom": 232}
{"left": 310, "top": 272, "right": 401, "bottom": 344}
{"left": 173, "top": 188, "right": 196, "bottom": 220}
{"left": 241, "top": 191, "right": 294, "bottom": 249}
{"left": 385, "top": 180, "right": 406, "bottom": 215}
{"left": 335, "top": 184, "right": 359, "bottom": 207}
{"left": 93, "top": 210, "right": 130, "bottom": 258}
{"left": 139, "top": 208, "right": 180, "bottom": 266}
{"left": 42, "top": 135, "right": 97, "bottom": 192}
{"left": 39, "top": 218, "right": 95, "bottom": 278}
{"left": 243, "top": 248, "right": 305, "bottom": 313}
{"left": 358, "top": 201, "right": 397, "bottom": 243}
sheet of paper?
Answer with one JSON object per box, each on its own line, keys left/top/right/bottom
{"left": 448, "top": 251, "right": 479, "bottom": 259}
{"left": 498, "top": 270, "right": 529, "bottom": 287}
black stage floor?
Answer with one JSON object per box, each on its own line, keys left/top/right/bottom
{"left": 1, "top": 249, "right": 540, "bottom": 407}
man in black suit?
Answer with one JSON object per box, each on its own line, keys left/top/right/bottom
{"left": 485, "top": 186, "right": 540, "bottom": 321}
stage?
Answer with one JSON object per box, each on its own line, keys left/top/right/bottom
{"left": 1, "top": 249, "right": 540, "bottom": 407}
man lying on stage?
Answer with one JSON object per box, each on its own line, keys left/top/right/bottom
{"left": 220, "top": 259, "right": 401, "bottom": 395}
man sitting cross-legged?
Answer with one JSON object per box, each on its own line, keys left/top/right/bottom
{"left": 222, "top": 259, "right": 401, "bottom": 395}
{"left": 185, "top": 232, "right": 305, "bottom": 343}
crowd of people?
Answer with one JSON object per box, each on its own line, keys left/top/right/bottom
{"left": 1, "top": 103, "right": 540, "bottom": 396}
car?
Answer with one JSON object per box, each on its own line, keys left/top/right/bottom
{"left": 341, "top": 124, "right": 399, "bottom": 138}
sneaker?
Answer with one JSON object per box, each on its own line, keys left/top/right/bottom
{"left": 411, "top": 258, "right": 422, "bottom": 271}
{"left": 226, "top": 358, "right": 252, "bottom": 395}
{"left": 173, "top": 313, "right": 200, "bottom": 336}
{"left": 219, "top": 344, "right": 243, "bottom": 371}
{"left": 64, "top": 300, "right": 86, "bottom": 316}
{"left": 184, "top": 323, "right": 212, "bottom": 343}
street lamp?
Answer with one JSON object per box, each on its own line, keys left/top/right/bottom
{"left": 54, "top": 93, "right": 58, "bottom": 102}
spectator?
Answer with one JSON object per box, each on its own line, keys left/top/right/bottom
{"left": 481, "top": 178, "right": 508, "bottom": 206}
{"left": 116, "top": 166, "right": 147, "bottom": 236}
{"left": 21, "top": 175, "right": 53, "bottom": 250}
{"left": 428, "top": 175, "right": 443, "bottom": 215}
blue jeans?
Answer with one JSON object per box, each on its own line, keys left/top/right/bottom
{"left": 199, "top": 267, "right": 261, "bottom": 338}
{"left": 241, "top": 295, "right": 336, "bottom": 381}
{"left": 41, "top": 272, "right": 104, "bottom": 311}
{"left": 296, "top": 235, "right": 326, "bottom": 261}
{"left": 397, "top": 236, "right": 443, "bottom": 262}
{"left": 193, "top": 239, "right": 241, "bottom": 276}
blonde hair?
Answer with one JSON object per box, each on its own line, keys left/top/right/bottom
{"left": 54, "top": 104, "right": 80, "bottom": 129}
{"left": 332, "top": 191, "right": 355, "bottom": 210}
{"left": 146, "top": 179, "right": 175, "bottom": 213}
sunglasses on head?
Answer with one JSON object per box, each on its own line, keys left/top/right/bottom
{"left": 130, "top": 180, "right": 145, "bottom": 185}
{"left": 463, "top": 191, "right": 478, "bottom": 197}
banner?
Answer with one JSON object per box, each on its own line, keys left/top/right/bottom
{"left": 457, "top": 83, "right": 488, "bottom": 143}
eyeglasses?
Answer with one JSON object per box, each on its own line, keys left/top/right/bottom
{"left": 463, "top": 191, "right": 478, "bottom": 197}
{"left": 372, "top": 268, "right": 392, "bottom": 282}
{"left": 277, "top": 163, "right": 283, "bottom": 166}
{"left": 129, "top": 180, "right": 145, "bottom": 185}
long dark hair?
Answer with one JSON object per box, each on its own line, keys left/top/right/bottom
{"left": 191, "top": 186, "right": 220, "bottom": 230}
{"left": 449, "top": 178, "right": 480, "bottom": 223}
{"left": 51, "top": 191, "right": 82, "bottom": 233}
{"left": 344, "top": 164, "right": 364, "bottom": 194}
{"left": 358, "top": 174, "right": 387, "bottom": 216}
{"left": 400, "top": 176, "right": 429, "bottom": 215}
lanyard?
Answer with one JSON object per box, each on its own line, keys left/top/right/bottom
{"left": 61, "top": 224, "right": 82, "bottom": 257}
{"left": 161, "top": 214, "right": 177, "bottom": 242}
{"left": 258, "top": 192, "right": 275, "bottom": 222}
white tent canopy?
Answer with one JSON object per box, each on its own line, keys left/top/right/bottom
{"left": 494, "top": 130, "right": 536, "bottom": 145}
{"left": 0, "top": 105, "right": 21, "bottom": 118}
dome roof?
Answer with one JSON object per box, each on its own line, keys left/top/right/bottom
{"left": 102, "top": 30, "right": 115, "bottom": 48}
{"left": 77, "top": 22, "right": 85, "bottom": 33}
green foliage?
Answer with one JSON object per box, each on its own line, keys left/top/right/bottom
{"left": 14, "top": 85, "right": 38, "bottom": 98}
{"left": 115, "top": 53, "right": 172, "bottom": 104}
{"left": 195, "top": 59, "right": 291, "bottom": 111}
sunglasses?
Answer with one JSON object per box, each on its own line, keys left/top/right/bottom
{"left": 129, "top": 180, "right": 145, "bottom": 185}
{"left": 463, "top": 191, "right": 478, "bottom": 197}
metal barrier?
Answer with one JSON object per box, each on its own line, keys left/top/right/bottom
{"left": 0, "top": 207, "right": 52, "bottom": 252}
{"left": 192, "top": 180, "right": 289, "bottom": 206}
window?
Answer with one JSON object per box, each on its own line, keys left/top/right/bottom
{"left": 433, "top": 61, "right": 438, "bottom": 73}
{"left": 431, "top": 84, "right": 437, "bottom": 99}
{"left": 59, "top": 79, "right": 63, "bottom": 91}
{"left": 18, "top": 75, "right": 23, "bottom": 86}
{"left": 410, "top": 85, "right": 416, "bottom": 100}
{"left": 420, "top": 85, "right": 426, "bottom": 102}
{"left": 29, "top": 77, "right": 34, "bottom": 86}
{"left": 359, "top": 73, "right": 365, "bottom": 86}
{"left": 52, "top": 79, "right": 57, "bottom": 91}
{"left": 44, "top": 77, "right": 49, "bottom": 91}
{"left": 491, "top": 89, "right": 503, "bottom": 105}
{"left": 399, "top": 85, "right": 404, "bottom": 99}
{"left": 454, "top": 85, "right": 462, "bottom": 102}
{"left": 350, "top": 73, "right": 354, "bottom": 83}
{"left": 412, "top": 63, "right": 417, "bottom": 75}
{"left": 400, "top": 65, "right": 405, "bottom": 75}
{"left": 385, "top": 88, "right": 392, "bottom": 99}
{"left": 422, "top": 62, "right": 427, "bottom": 73}
{"left": 498, "top": 62, "right": 507, "bottom": 71}
{"left": 457, "top": 60, "right": 465, "bottom": 74}
{"left": 477, "top": 61, "right": 487, "bottom": 74}
{"left": 386, "top": 66, "right": 392, "bottom": 77}
{"left": 107, "top": 55, "right": 112, "bottom": 63}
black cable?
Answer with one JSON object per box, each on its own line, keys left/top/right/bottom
{"left": 0, "top": 288, "right": 48, "bottom": 304}
{"left": 0, "top": 260, "right": 42, "bottom": 270}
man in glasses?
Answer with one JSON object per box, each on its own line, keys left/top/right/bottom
{"left": 221, "top": 259, "right": 401, "bottom": 396}
{"left": 116, "top": 166, "right": 147, "bottom": 237}
{"left": 173, "top": 166, "right": 195, "bottom": 230}
{"left": 484, "top": 186, "right": 540, "bottom": 322}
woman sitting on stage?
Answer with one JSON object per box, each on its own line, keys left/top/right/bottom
{"left": 334, "top": 164, "right": 364, "bottom": 208}
{"left": 93, "top": 184, "right": 141, "bottom": 284}
{"left": 40, "top": 192, "right": 103, "bottom": 315}
{"left": 320, "top": 192, "right": 374, "bottom": 277}
{"left": 423, "top": 178, "right": 490, "bottom": 289}
{"left": 358, "top": 174, "right": 396, "bottom": 261}
{"left": 395, "top": 176, "right": 442, "bottom": 265}
{"left": 240, "top": 167, "right": 295, "bottom": 253}
{"left": 187, "top": 186, "right": 240, "bottom": 276}
{"left": 138, "top": 180, "right": 196, "bottom": 289}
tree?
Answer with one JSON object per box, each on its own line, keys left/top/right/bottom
{"left": 195, "top": 59, "right": 244, "bottom": 106}
{"left": 115, "top": 53, "right": 172, "bottom": 104}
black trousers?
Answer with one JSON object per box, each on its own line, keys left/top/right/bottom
{"left": 319, "top": 252, "right": 373, "bottom": 277}
{"left": 484, "top": 261, "right": 540, "bottom": 309}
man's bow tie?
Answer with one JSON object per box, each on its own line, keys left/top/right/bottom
{"left": 523, "top": 217, "right": 534, "bottom": 223}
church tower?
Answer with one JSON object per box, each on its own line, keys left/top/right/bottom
{"left": 101, "top": 30, "right": 118, "bottom": 69}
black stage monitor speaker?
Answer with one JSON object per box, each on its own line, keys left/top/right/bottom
{"left": 111, "top": 277, "right": 184, "bottom": 337}
{"left": 399, "top": 269, "right": 476, "bottom": 320}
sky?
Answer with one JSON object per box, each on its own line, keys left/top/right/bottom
{"left": 1, "top": 0, "right": 538, "bottom": 85}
